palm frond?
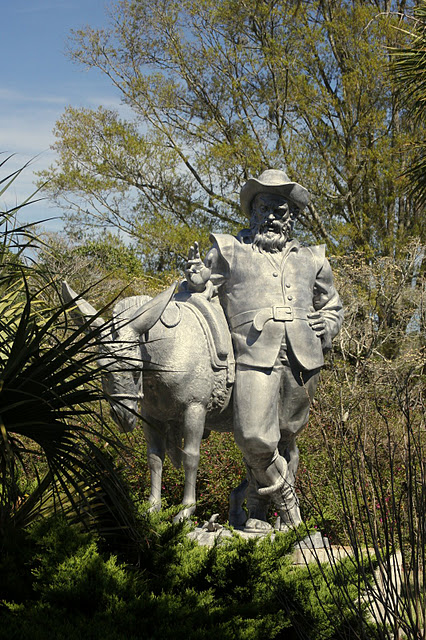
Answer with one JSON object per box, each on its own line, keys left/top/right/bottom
{"left": 391, "top": 1, "right": 426, "bottom": 205}
{"left": 0, "top": 157, "right": 141, "bottom": 545}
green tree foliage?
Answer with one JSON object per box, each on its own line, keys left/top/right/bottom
{"left": 35, "top": 230, "right": 180, "bottom": 319}
{"left": 39, "top": 0, "right": 424, "bottom": 265}
{"left": 392, "top": 0, "right": 426, "bottom": 206}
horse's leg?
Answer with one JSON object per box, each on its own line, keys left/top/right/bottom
{"left": 143, "top": 419, "right": 166, "bottom": 512}
{"left": 174, "top": 403, "right": 206, "bottom": 522}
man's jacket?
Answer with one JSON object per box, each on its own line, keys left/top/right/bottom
{"left": 209, "top": 232, "right": 343, "bottom": 370}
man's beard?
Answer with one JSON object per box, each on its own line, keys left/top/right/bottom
{"left": 251, "top": 218, "right": 293, "bottom": 253}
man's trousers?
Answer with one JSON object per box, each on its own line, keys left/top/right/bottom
{"left": 233, "top": 350, "right": 320, "bottom": 489}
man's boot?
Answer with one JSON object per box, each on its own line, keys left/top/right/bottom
{"left": 272, "top": 480, "right": 302, "bottom": 532}
{"left": 228, "top": 478, "right": 249, "bottom": 528}
{"left": 242, "top": 463, "right": 274, "bottom": 533}
{"left": 246, "top": 479, "right": 270, "bottom": 522}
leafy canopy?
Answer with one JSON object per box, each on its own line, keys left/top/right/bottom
{"left": 39, "top": 0, "right": 424, "bottom": 266}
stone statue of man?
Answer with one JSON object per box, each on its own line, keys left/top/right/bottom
{"left": 185, "top": 169, "right": 343, "bottom": 532}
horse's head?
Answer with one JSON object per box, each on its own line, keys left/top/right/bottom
{"left": 97, "top": 341, "right": 143, "bottom": 432}
{"left": 61, "top": 282, "right": 176, "bottom": 433}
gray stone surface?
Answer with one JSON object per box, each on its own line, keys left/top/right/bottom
{"left": 297, "top": 531, "right": 331, "bottom": 549}
{"left": 188, "top": 515, "right": 275, "bottom": 546}
{"left": 188, "top": 517, "right": 332, "bottom": 550}
{"left": 359, "top": 552, "right": 404, "bottom": 627}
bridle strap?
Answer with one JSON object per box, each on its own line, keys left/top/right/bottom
{"left": 108, "top": 393, "right": 141, "bottom": 401}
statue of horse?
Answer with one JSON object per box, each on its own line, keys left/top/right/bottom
{"left": 62, "top": 282, "right": 304, "bottom": 531}
{"left": 61, "top": 281, "right": 248, "bottom": 524}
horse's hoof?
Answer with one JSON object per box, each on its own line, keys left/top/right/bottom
{"left": 148, "top": 500, "right": 161, "bottom": 513}
{"left": 173, "top": 505, "right": 196, "bottom": 522}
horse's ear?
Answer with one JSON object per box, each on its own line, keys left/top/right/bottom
{"left": 129, "top": 282, "right": 177, "bottom": 334}
{"left": 61, "top": 281, "right": 106, "bottom": 331}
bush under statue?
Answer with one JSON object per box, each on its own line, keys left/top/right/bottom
{"left": 63, "top": 169, "right": 343, "bottom": 534}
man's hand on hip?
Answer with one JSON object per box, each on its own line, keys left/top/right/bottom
{"left": 307, "top": 311, "right": 327, "bottom": 339}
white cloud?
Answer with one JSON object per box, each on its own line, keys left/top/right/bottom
{"left": 71, "top": 92, "right": 134, "bottom": 117}
{"left": 1, "top": 78, "right": 133, "bottom": 232}
{"left": 0, "top": 112, "right": 57, "bottom": 155}
{"left": 0, "top": 105, "right": 59, "bottom": 225}
{"left": 0, "top": 88, "right": 67, "bottom": 105}
{"left": 1, "top": 152, "right": 54, "bottom": 203}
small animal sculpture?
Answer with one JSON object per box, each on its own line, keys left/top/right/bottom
{"left": 62, "top": 282, "right": 240, "bottom": 523}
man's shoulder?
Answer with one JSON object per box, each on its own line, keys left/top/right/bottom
{"left": 210, "top": 231, "right": 235, "bottom": 242}
{"left": 210, "top": 229, "right": 251, "bottom": 243}
{"left": 210, "top": 230, "right": 252, "bottom": 253}
{"left": 209, "top": 230, "right": 253, "bottom": 268}
{"left": 298, "top": 243, "right": 326, "bottom": 271}
{"left": 302, "top": 243, "right": 326, "bottom": 258}
{"left": 209, "top": 233, "right": 239, "bottom": 267}
{"left": 210, "top": 232, "right": 237, "bottom": 251}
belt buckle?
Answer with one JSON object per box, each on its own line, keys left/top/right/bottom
{"left": 273, "top": 305, "right": 293, "bottom": 321}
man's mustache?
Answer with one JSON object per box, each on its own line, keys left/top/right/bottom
{"left": 249, "top": 215, "right": 294, "bottom": 253}
{"left": 252, "top": 216, "right": 292, "bottom": 235}
{"left": 259, "top": 219, "right": 287, "bottom": 233}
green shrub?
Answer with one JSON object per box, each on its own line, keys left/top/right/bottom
{"left": 0, "top": 514, "right": 376, "bottom": 640}
{"left": 30, "top": 517, "right": 134, "bottom": 614}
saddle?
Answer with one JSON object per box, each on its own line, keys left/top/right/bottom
{"left": 173, "top": 287, "right": 235, "bottom": 384}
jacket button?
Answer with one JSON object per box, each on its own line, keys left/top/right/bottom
{"left": 285, "top": 283, "right": 291, "bottom": 288}
{"left": 272, "top": 272, "right": 279, "bottom": 277}
{"left": 287, "top": 295, "right": 293, "bottom": 301}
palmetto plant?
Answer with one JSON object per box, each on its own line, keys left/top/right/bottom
{"left": 392, "top": 0, "right": 426, "bottom": 206}
{"left": 0, "top": 156, "right": 138, "bottom": 541}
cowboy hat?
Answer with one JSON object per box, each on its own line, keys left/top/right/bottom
{"left": 240, "top": 169, "right": 310, "bottom": 216}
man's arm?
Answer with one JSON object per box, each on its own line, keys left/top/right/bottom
{"left": 310, "top": 258, "right": 343, "bottom": 350}
{"left": 185, "top": 240, "right": 228, "bottom": 294}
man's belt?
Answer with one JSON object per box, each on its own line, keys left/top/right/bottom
{"left": 230, "top": 306, "right": 310, "bottom": 331}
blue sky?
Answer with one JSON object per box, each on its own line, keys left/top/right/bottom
{"left": 1, "top": 0, "right": 122, "bottom": 232}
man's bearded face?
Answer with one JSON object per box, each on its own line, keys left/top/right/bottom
{"left": 250, "top": 193, "right": 296, "bottom": 252}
